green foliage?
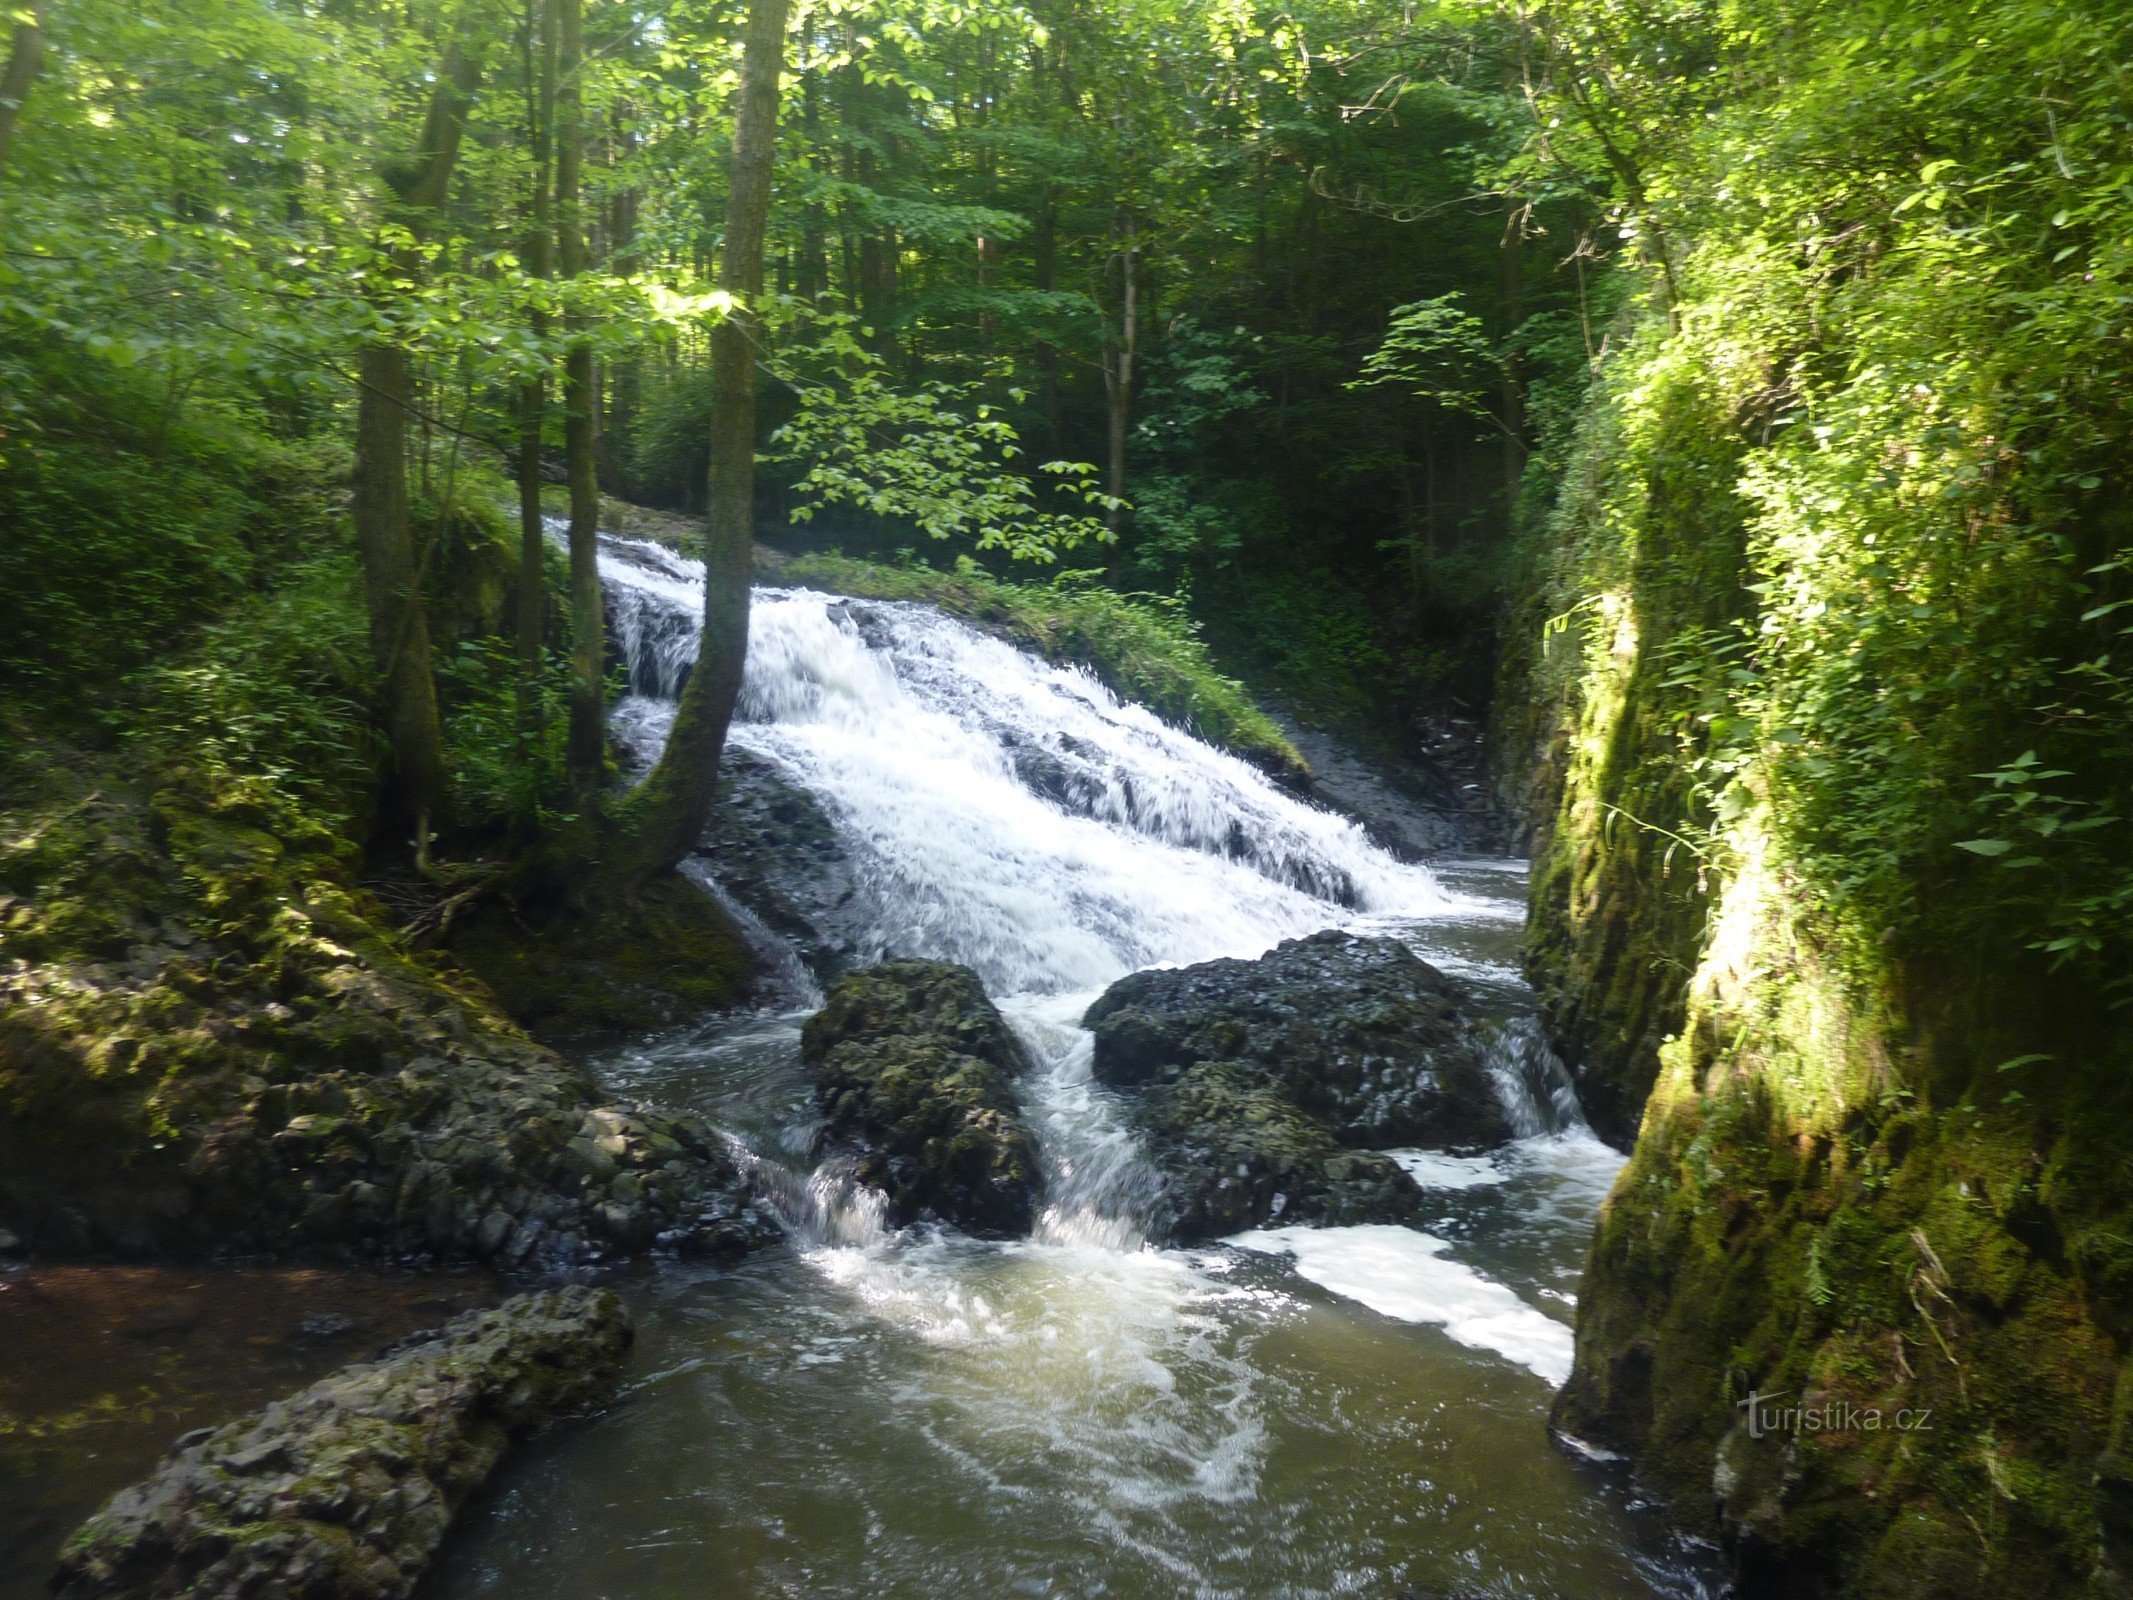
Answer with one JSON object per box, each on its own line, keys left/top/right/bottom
{"left": 133, "top": 554, "right": 380, "bottom": 838}
{"left": 1351, "top": 293, "right": 1501, "bottom": 422}
{"left": 0, "top": 359, "right": 322, "bottom": 713}
{"left": 434, "top": 635, "right": 582, "bottom": 837}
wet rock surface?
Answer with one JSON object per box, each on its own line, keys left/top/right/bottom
{"left": 51, "top": 1286, "right": 631, "bottom": 1600}
{"left": 1084, "top": 929, "right": 1507, "bottom": 1148}
{"left": 695, "top": 746, "right": 868, "bottom": 980}
{"left": 801, "top": 961, "right": 1041, "bottom": 1237}
{"left": 1133, "top": 1061, "right": 1423, "bottom": 1241}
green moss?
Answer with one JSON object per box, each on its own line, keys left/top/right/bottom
{"left": 444, "top": 874, "right": 756, "bottom": 1044}
{"left": 780, "top": 552, "right": 1308, "bottom": 783}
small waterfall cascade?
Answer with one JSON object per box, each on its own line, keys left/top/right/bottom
{"left": 590, "top": 531, "right": 1478, "bottom": 1254}
{"left": 595, "top": 533, "right": 1460, "bottom": 996}
{"left": 421, "top": 532, "right": 1700, "bottom": 1600}
{"left": 1485, "top": 1016, "right": 1591, "bottom": 1139}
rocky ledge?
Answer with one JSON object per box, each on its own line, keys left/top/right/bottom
{"left": 0, "top": 768, "right": 778, "bottom": 1266}
{"left": 1083, "top": 929, "right": 1506, "bottom": 1240}
{"left": 801, "top": 961, "right": 1041, "bottom": 1237}
{"left": 53, "top": 1286, "right": 630, "bottom": 1600}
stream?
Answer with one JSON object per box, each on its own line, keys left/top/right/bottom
{"left": 434, "top": 539, "right": 1716, "bottom": 1599}
{"left": 0, "top": 538, "right": 1719, "bottom": 1600}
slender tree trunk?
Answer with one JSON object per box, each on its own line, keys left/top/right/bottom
{"left": 1032, "top": 184, "right": 1061, "bottom": 460}
{"left": 0, "top": 1, "right": 45, "bottom": 179}
{"left": 555, "top": 0, "right": 605, "bottom": 793}
{"left": 1499, "top": 204, "right": 1527, "bottom": 512}
{"left": 607, "top": 0, "right": 788, "bottom": 883}
{"left": 798, "top": 71, "right": 827, "bottom": 298}
{"left": 1101, "top": 219, "right": 1137, "bottom": 576}
{"left": 352, "top": 26, "right": 485, "bottom": 854}
{"left": 354, "top": 341, "right": 448, "bottom": 849}
{"left": 517, "top": 0, "right": 558, "bottom": 746}
{"left": 597, "top": 158, "right": 640, "bottom": 495}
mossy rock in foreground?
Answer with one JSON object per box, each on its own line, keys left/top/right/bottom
{"left": 444, "top": 873, "right": 757, "bottom": 1045}
{"left": 0, "top": 758, "right": 777, "bottom": 1267}
{"left": 801, "top": 961, "right": 1041, "bottom": 1238}
{"left": 53, "top": 1287, "right": 630, "bottom": 1600}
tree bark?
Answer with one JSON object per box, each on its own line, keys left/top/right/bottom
{"left": 606, "top": 0, "right": 788, "bottom": 884}
{"left": 517, "top": 0, "right": 558, "bottom": 747}
{"left": 597, "top": 158, "right": 640, "bottom": 495}
{"left": 1101, "top": 218, "right": 1137, "bottom": 577}
{"left": 0, "top": 1, "right": 45, "bottom": 179}
{"left": 352, "top": 24, "right": 486, "bottom": 853}
{"left": 1499, "top": 204, "right": 1528, "bottom": 512}
{"left": 555, "top": 0, "right": 605, "bottom": 793}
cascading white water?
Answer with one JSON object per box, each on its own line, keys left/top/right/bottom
{"left": 596, "top": 531, "right": 1593, "bottom": 1252}
{"left": 429, "top": 534, "right": 1704, "bottom": 1600}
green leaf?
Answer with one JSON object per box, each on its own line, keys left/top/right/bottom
{"left": 1954, "top": 838, "right": 2013, "bottom": 856}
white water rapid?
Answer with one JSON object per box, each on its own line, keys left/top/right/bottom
{"left": 440, "top": 532, "right": 1711, "bottom": 1600}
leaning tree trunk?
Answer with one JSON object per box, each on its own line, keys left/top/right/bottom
{"left": 0, "top": 1, "right": 45, "bottom": 179}
{"left": 352, "top": 26, "right": 486, "bottom": 854}
{"left": 606, "top": 0, "right": 788, "bottom": 884}
{"left": 556, "top": 0, "right": 605, "bottom": 793}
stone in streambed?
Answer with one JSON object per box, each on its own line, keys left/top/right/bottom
{"left": 1083, "top": 928, "right": 1507, "bottom": 1149}
{"left": 1133, "top": 1060, "right": 1422, "bottom": 1241}
{"left": 801, "top": 961, "right": 1041, "bottom": 1238}
{"left": 52, "top": 1286, "right": 631, "bottom": 1600}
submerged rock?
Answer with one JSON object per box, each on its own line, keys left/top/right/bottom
{"left": 52, "top": 1286, "right": 630, "bottom": 1600}
{"left": 1083, "top": 928, "right": 1507, "bottom": 1149}
{"left": 801, "top": 961, "right": 1040, "bottom": 1237}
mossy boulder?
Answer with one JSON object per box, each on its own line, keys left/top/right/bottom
{"left": 1132, "top": 1061, "right": 1422, "bottom": 1241}
{"left": 52, "top": 1287, "right": 630, "bottom": 1600}
{"left": 0, "top": 761, "right": 777, "bottom": 1266}
{"left": 443, "top": 873, "right": 757, "bottom": 1045}
{"left": 1083, "top": 929, "right": 1507, "bottom": 1148}
{"left": 800, "top": 961, "right": 1040, "bottom": 1237}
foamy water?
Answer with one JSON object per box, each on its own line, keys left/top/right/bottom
{"left": 438, "top": 533, "right": 1704, "bottom": 1599}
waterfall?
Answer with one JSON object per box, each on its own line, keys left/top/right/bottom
{"left": 422, "top": 534, "right": 1697, "bottom": 1600}
{"left": 594, "top": 533, "right": 1459, "bottom": 1000}
{"left": 591, "top": 533, "right": 1481, "bottom": 1238}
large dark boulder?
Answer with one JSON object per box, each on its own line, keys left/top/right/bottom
{"left": 800, "top": 961, "right": 1041, "bottom": 1237}
{"left": 52, "top": 1287, "right": 631, "bottom": 1600}
{"left": 1133, "top": 1061, "right": 1422, "bottom": 1241}
{"left": 1083, "top": 928, "right": 1508, "bottom": 1148}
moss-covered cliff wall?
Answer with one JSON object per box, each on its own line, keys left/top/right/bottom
{"left": 1504, "top": 6, "right": 2133, "bottom": 1585}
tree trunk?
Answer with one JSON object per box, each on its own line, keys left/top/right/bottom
{"left": 597, "top": 161, "right": 640, "bottom": 495}
{"left": 354, "top": 341, "right": 449, "bottom": 849}
{"left": 517, "top": 0, "right": 558, "bottom": 747}
{"left": 1499, "top": 204, "right": 1528, "bottom": 512}
{"left": 556, "top": 0, "right": 604, "bottom": 793}
{"left": 1101, "top": 219, "right": 1137, "bottom": 576}
{"left": 1032, "top": 183, "right": 1061, "bottom": 459}
{"left": 352, "top": 25, "right": 486, "bottom": 853}
{"left": 606, "top": 0, "right": 788, "bottom": 884}
{"left": 798, "top": 71, "right": 827, "bottom": 298}
{"left": 0, "top": 1, "right": 45, "bottom": 179}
